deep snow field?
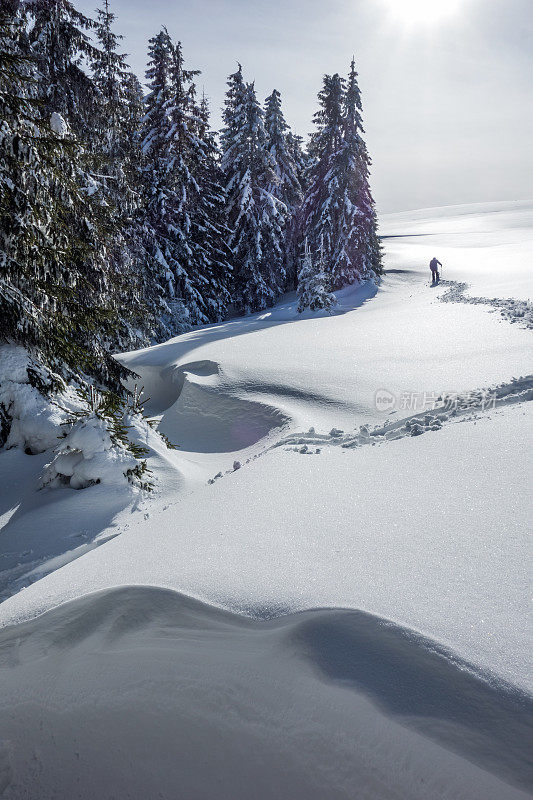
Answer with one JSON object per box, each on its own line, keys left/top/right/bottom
{"left": 0, "top": 200, "right": 532, "bottom": 799}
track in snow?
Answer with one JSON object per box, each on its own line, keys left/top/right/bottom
{"left": 439, "top": 280, "right": 533, "bottom": 328}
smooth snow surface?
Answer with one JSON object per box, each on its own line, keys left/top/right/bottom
{"left": 1, "top": 200, "right": 532, "bottom": 799}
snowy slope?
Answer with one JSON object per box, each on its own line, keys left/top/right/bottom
{"left": 2, "top": 402, "right": 530, "bottom": 687}
{"left": 0, "top": 200, "right": 531, "bottom": 799}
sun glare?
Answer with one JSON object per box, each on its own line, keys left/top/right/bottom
{"left": 379, "top": 0, "right": 464, "bottom": 26}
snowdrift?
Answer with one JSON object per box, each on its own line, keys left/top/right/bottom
{"left": 0, "top": 585, "right": 531, "bottom": 800}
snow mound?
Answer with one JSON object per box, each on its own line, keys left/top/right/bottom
{"left": 0, "top": 346, "right": 162, "bottom": 493}
{"left": 0, "top": 345, "right": 78, "bottom": 454}
{"left": 1, "top": 403, "right": 530, "bottom": 695}
{"left": 0, "top": 585, "right": 530, "bottom": 800}
{"left": 42, "top": 414, "right": 138, "bottom": 490}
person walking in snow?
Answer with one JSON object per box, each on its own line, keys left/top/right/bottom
{"left": 430, "top": 256, "right": 442, "bottom": 284}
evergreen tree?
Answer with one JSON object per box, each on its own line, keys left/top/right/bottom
{"left": 286, "top": 130, "right": 310, "bottom": 192}
{"left": 120, "top": 69, "right": 171, "bottom": 340}
{"left": 0, "top": 0, "right": 129, "bottom": 388}
{"left": 91, "top": 0, "right": 130, "bottom": 177}
{"left": 141, "top": 30, "right": 221, "bottom": 329}
{"left": 141, "top": 28, "right": 189, "bottom": 329}
{"left": 297, "top": 238, "right": 335, "bottom": 313}
{"left": 221, "top": 67, "right": 286, "bottom": 313}
{"left": 264, "top": 89, "right": 301, "bottom": 210}
{"left": 307, "top": 72, "right": 345, "bottom": 166}
{"left": 297, "top": 72, "right": 345, "bottom": 271}
{"left": 164, "top": 37, "right": 210, "bottom": 325}
{"left": 0, "top": 1, "right": 44, "bottom": 352}
{"left": 191, "top": 93, "right": 232, "bottom": 321}
{"left": 297, "top": 62, "right": 381, "bottom": 291}
{"left": 29, "top": 0, "right": 100, "bottom": 136}
{"left": 92, "top": 0, "right": 128, "bottom": 127}
{"left": 220, "top": 63, "right": 246, "bottom": 167}
{"left": 89, "top": 1, "right": 159, "bottom": 350}
{"left": 332, "top": 58, "right": 382, "bottom": 283}
{"left": 0, "top": 3, "right": 168, "bottom": 476}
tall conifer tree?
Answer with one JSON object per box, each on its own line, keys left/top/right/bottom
{"left": 29, "top": 0, "right": 100, "bottom": 135}
{"left": 297, "top": 62, "right": 381, "bottom": 290}
{"left": 141, "top": 28, "right": 191, "bottom": 329}
{"left": 1, "top": 1, "right": 127, "bottom": 387}
{"left": 190, "top": 94, "right": 232, "bottom": 321}
{"left": 264, "top": 89, "right": 302, "bottom": 210}
{"left": 221, "top": 67, "right": 286, "bottom": 313}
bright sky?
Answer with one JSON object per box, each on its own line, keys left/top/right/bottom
{"left": 76, "top": 0, "right": 533, "bottom": 213}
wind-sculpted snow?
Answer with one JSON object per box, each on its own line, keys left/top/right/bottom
{"left": 1, "top": 403, "right": 530, "bottom": 695}
{"left": 154, "top": 368, "right": 289, "bottom": 453}
{"left": 0, "top": 586, "right": 531, "bottom": 800}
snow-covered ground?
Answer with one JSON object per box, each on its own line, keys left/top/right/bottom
{"left": 0, "top": 200, "right": 532, "bottom": 799}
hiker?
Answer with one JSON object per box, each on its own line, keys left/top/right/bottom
{"left": 430, "top": 256, "right": 442, "bottom": 283}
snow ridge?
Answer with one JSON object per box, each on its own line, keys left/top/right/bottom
{"left": 0, "top": 585, "right": 531, "bottom": 799}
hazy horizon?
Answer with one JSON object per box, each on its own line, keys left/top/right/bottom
{"left": 76, "top": 0, "right": 533, "bottom": 214}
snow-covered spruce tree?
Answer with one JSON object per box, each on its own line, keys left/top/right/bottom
{"left": 0, "top": 2, "right": 159, "bottom": 489}
{"left": 191, "top": 93, "right": 232, "bottom": 322}
{"left": 141, "top": 30, "right": 213, "bottom": 330}
{"left": 332, "top": 58, "right": 382, "bottom": 283}
{"left": 0, "top": 2, "right": 43, "bottom": 353}
{"left": 264, "top": 91, "right": 306, "bottom": 292}
{"left": 297, "top": 238, "right": 335, "bottom": 313}
{"left": 90, "top": 1, "right": 168, "bottom": 347}
{"left": 0, "top": 2, "right": 124, "bottom": 389}
{"left": 120, "top": 69, "right": 171, "bottom": 340}
{"left": 92, "top": 0, "right": 127, "bottom": 130}
{"left": 297, "top": 62, "right": 382, "bottom": 290}
{"left": 165, "top": 39, "right": 233, "bottom": 325}
{"left": 42, "top": 386, "right": 153, "bottom": 491}
{"left": 29, "top": 0, "right": 100, "bottom": 136}
{"left": 221, "top": 67, "right": 286, "bottom": 313}
{"left": 264, "top": 89, "right": 302, "bottom": 210}
{"left": 165, "top": 36, "right": 207, "bottom": 324}
{"left": 286, "top": 130, "right": 310, "bottom": 193}
{"left": 23, "top": 0, "right": 136, "bottom": 387}
{"left": 297, "top": 72, "right": 345, "bottom": 282}
{"left": 0, "top": 1, "right": 69, "bottom": 358}
{"left": 140, "top": 28, "right": 187, "bottom": 329}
